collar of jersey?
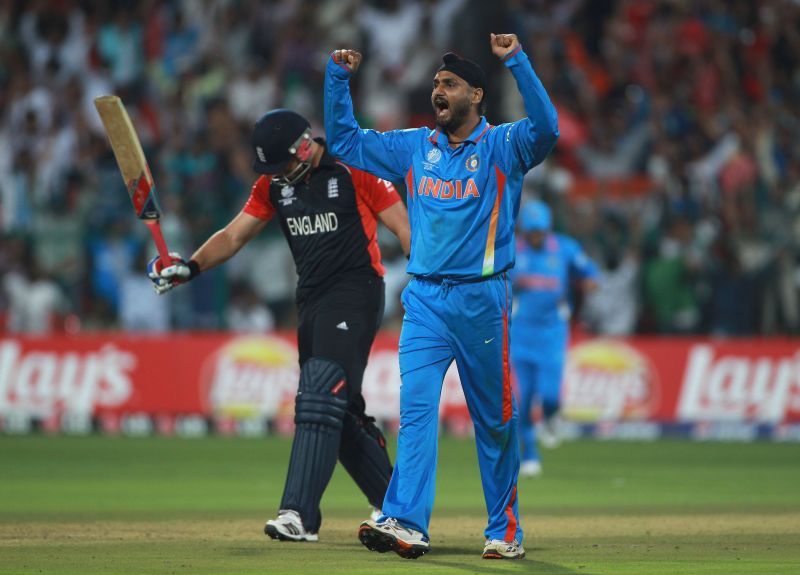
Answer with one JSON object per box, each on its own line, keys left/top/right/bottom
{"left": 428, "top": 117, "right": 490, "bottom": 147}
{"left": 314, "top": 137, "right": 338, "bottom": 169}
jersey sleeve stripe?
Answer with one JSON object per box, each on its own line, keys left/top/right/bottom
{"left": 335, "top": 160, "right": 353, "bottom": 175}
{"left": 405, "top": 167, "right": 415, "bottom": 202}
{"left": 482, "top": 165, "right": 507, "bottom": 276}
{"left": 354, "top": 183, "right": 385, "bottom": 277}
{"left": 501, "top": 45, "right": 522, "bottom": 62}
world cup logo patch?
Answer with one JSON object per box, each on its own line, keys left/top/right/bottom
{"left": 426, "top": 148, "right": 442, "bottom": 164}
{"left": 466, "top": 154, "right": 480, "bottom": 172}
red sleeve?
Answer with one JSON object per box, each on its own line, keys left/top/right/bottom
{"left": 242, "top": 176, "right": 276, "bottom": 221}
{"left": 352, "top": 168, "right": 401, "bottom": 214}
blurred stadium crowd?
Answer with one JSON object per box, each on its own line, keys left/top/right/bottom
{"left": 0, "top": 0, "right": 799, "bottom": 336}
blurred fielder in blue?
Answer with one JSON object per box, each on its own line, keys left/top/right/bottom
{"left": 511, "top": 200, "right": 598, "bottom": 477}
{"left": 325, "top": 33, "right": 558, "bottom": 560}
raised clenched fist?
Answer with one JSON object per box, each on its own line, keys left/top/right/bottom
{"left": 332, "top": 49, "right": 363, "bottom": 73}
{"left": 490, "top": 33, "right": 519, "bottom": 59}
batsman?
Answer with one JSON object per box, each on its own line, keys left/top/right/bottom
{"left": 147, "top": 109, "right": 410, "bottom": 542}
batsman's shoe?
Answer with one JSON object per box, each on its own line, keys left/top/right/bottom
{"left": 520, "top": 459, "right": 542, "bottom": 478}
{"left": 483, "top": 539, "right": 526, "bottom": 559}
{"left": 358, "top": 518, "right": 430, "bottom": 559}
{"left": 264, "top": 509, "right": 319, "bottom": 542}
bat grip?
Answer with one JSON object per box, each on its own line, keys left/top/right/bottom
{"left": 145, "top": 220, "right": 172, "bottom": 265}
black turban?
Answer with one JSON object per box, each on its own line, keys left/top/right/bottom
{"left": 437, "top": 52, "right": 487, "bottom": 94}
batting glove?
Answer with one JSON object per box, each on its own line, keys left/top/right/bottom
{"left": 147, "top": 252, "right": 200, "bottom": 295}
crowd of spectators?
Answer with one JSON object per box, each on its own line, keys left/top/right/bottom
{"left": 0, "top": 0, "right": 798, "bottom": 337}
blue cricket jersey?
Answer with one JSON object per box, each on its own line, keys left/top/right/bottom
{"left": 511, "top": 232, "right": 598, "bottom": 358}
{"left": 324, "top": 47, "right": 559, "bottom": 280}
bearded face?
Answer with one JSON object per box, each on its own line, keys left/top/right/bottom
{"left": 431, "top": 71, "right": 481, "bottom": 132}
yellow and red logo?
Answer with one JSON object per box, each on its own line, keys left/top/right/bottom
{"left": 562, "top": 339, "right": 660, "bottom": 421}
{"left": 200, "top": 336, "right": 299, "bottom": 419}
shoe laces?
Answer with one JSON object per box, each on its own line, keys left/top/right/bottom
{"left": 382, "top": 517, "right": 411, "bottom": 535}
{"left": 487, "top": 538, "right": 520, "bottom": 549}
{"left": 278, "top": 509, "right": 301, "bottom": 523}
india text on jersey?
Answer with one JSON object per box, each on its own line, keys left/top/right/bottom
{"left": 415, "top": 177, "right": 480, "bottom": 200}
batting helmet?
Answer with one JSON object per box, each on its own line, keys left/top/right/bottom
{"left": 251, "top": 109, "right": 313, "bottom": 184}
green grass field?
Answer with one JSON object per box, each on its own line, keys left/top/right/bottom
{"left": 1, "top": 435, "right": 799, "bottom": 574}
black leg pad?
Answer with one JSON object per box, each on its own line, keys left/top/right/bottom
{"left": 280, "top": 358, "right": 348, "bottom": 533}
{"left": 339, "top": 412, "right": 393, "bottom": 509}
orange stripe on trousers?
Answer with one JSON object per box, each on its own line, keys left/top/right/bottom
{"left": 503, "top": 485, "right": 518, "bottom": 541}
{"left": 502, "top": 274, "right": 512, "bottom": 423}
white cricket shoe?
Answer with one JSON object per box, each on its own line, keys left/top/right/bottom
{"left": 539, "top": 417, "right": 562, "bottom": 449}
{"left": 358, "top": 517, "right": 430, "bottom": 559}
{"left": 264, "top": 509, "right": 319, "bottom": 542}
{"left": 520, "top": 459, "right": 542, "bottom": 478}
{"left": 483, "top": 538, "right": 526, "bottom": 559}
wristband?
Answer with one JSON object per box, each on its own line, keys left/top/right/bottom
{"left": 188, "top": 259, "right": 202, "bottom": 279}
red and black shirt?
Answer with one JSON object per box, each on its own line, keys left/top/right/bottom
{"left": 243, "top": 142, "right": 401, "bottom": 300}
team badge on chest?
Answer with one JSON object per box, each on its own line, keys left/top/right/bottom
{"left": 327, "top": 177, "right": 339, "bottom": 198}
{"left": 466, "top": 154, "right": 480, "bottom": 172}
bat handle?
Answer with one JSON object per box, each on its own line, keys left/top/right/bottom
{"left": 145, "top": 219, "right": 172, "bottom": 266}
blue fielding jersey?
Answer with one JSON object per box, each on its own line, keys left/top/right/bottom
{"left": 325, "top": 47, "right": 558, "bottom": 280}
{"left": 511, "top": 232, "right": 599, "bottom": 328}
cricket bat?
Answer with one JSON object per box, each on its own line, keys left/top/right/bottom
{"left": 94, "top": 95, "right": 171, "bottom": 266}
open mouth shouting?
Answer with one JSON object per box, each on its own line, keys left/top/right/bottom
{"left": 433, "top": 96, "right": 450, "bottom": 122}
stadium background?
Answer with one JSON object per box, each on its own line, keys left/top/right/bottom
{"left": 1, "top": 0, "right": 798, "bottom": 438}
{"left": 3, "top": 0, "right": 799, "bottom": 337}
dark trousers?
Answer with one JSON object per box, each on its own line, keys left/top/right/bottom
{"left": 296, "top": 273, "right": 384, "bottom": 415}
{"left": 280, "top": 273, "right": 390, "bottom": 532}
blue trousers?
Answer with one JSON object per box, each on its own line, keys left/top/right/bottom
{"left": 381, "top": 275, "right": 523, "bottom": 543}
{"left": 511, "top": 355, "right": 564, "bottom": 462}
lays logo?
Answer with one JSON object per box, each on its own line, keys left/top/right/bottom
{"left": 201, "top": 336, "right": 299, "bottom": 418}
{"left": 0, "top": 341, "right": 135, "bottom": 417}
{"left": 562, "top": 339, "right": 660, "bottom": 421}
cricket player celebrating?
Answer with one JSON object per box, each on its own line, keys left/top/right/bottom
{"left": 147, "top": 109, "right": 410, "bottom": 542}
{"left": 325, "top": 34, "right": 559, "bottom": 559}
{"left": 512, "top": 200, "right": 598, "bottom": 478}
